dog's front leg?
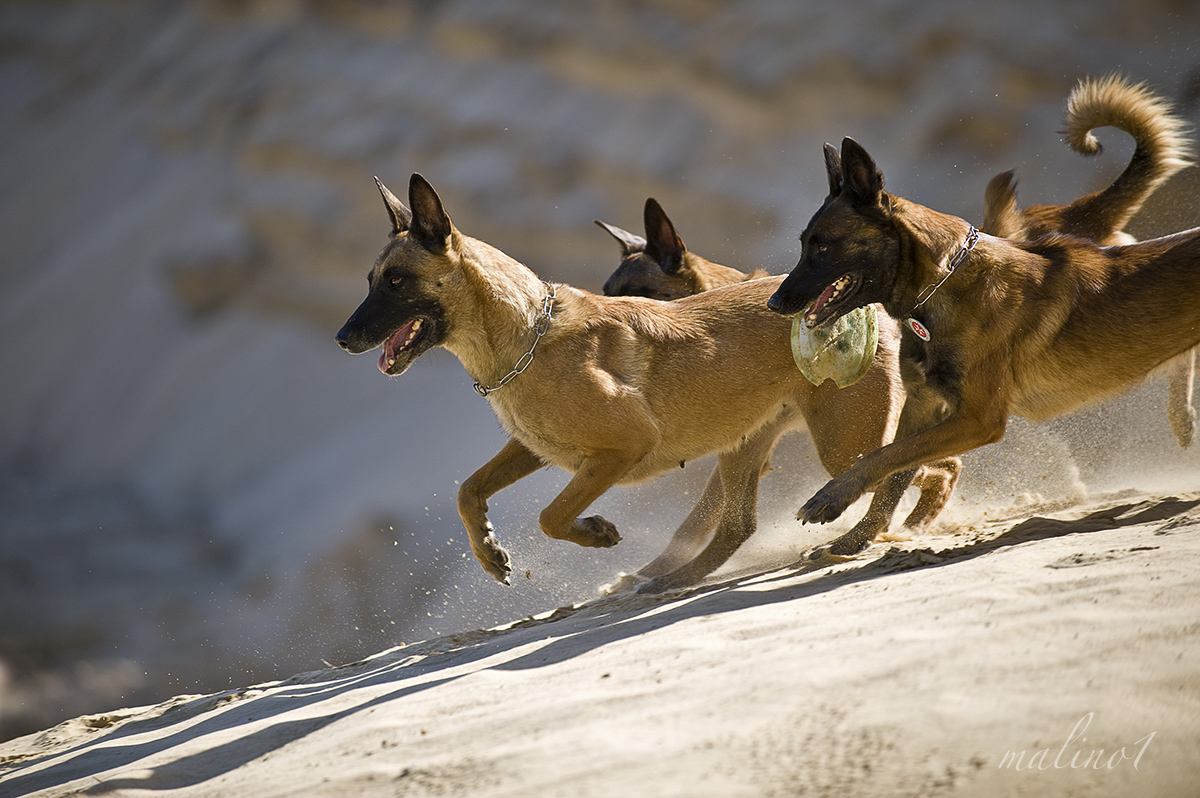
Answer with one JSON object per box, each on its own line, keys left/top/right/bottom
{"left": 457, "top": 437, "right": 546, "bottom": 584}
{"left": 538, "top": 450, "right": 645, "bottom": 549}
{"left": 800, "top": 405, "right": 1006, "bottom": 525}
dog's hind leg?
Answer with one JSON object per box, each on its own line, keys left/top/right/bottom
{"left": 538, "top": 450, "right": 646, "bottom": 550}
{"left": 458, "top": 437, "right": 546, "bottom": 584}
{"left": 1167, "top": 348, "right": 1195, "bottom": 448}
{"left": 638, "top": 425, "right": 780, "bottom": 593}
{"left": 605, "top": 466, "right": 726, "bottom": 593}
{"left": 903, "top": 457, "right": 962, "bottom": 527}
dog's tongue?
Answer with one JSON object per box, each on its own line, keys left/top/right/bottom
{"left": 809, "top": 283, "right": 840, "bottom": 316}
{"left": 377, "top": 320, "right": 415, "bottom": 373}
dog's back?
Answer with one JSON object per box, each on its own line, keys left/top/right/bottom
{"left": 980, "top": 75, "right": 1196, "bottom": 447}
{"left": 498, "top": 275, "right": 908, "bottom": 484}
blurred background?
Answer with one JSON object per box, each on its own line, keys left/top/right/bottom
{"left": 2, "top": 0, "right": 1200, "bottom": 742}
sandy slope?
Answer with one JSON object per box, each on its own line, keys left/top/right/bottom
{"left": 2, "top": 487, "right": 1198, "bottom": 798}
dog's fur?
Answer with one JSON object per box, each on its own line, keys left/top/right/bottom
{"left": 598, "top": 196, "right": 962, "bottom": 555}
{"left": 980, "top": 75, "right": 1196, "bottom": 446}
{"left": 768, "top": 138, "right": 1200, "bottom": 531}
{"left": 336, "top": 174, "right": 956, "bottom": 591}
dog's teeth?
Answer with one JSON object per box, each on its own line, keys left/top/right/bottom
{"left": 401, "top": 319, "right": 423, "bottom": 347}
{"left": 387, "top": 358, "right": 396, "bottom": 366}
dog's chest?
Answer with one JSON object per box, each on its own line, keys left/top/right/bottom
{"left": 902, "top": 334, "right": 962, "bottom": 406}
{"left": 488, "top": 396, "right": 588, "bottom": 471}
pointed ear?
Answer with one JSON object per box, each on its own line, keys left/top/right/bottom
{"left": 822, "top": 142, "right": 843, "bottom": 199}
{"left": 375, "top": 176, "right": 411, "bottom": 236}
{"left": 642, "top": 198, "right": 686, "bottom": 274}
{"left": 594, "top": 219, "right": 647, "bottom": 257}
{"left": 840, "top": 137, "right": 884, "bottom": 205}
{"left": 407, "top": 173, "right": 453, "bottom": 253}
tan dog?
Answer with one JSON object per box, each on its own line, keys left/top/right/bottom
{"left": 768, "top": 138, "right": 1200, "bottom": 532}
{"left": 981, "top": 74, "right": 1195, "bottom": 446}
{"left": 336, "top": 174, "right": 953, "bottom": 591}
{"left": 597, "top": 196, "right": 962, "bottom": 556}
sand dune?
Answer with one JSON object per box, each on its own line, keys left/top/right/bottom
{"left": 3, "top": 486, "right": 1198, "bottom": 797}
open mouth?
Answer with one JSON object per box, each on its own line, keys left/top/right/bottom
{"left": 378, "top": 318, "right": 427, "bottom": 375}
{"left": 803, "top": 274, "right": 859, "bottom": 329}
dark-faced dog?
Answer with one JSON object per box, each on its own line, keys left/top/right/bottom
{"left": 336, "top": 174, "right": 949, "bottom": 591}
{"left": 598, "top": 196, "right": 962, "bottom": 557}
{"left": 982, "top": 74, "right": 1195, "bottom": 447}
{"left": 768, "top": 138, "right": 1200, "bottom": 534}
{"left": 597, "top": 198, "right": 768, "bottom": 300}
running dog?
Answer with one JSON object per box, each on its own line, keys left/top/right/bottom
{"left": 336, "top": 174, "right": 950, "bottom": 591}
{"left": 767, "top": 137, "right": 1200, "bottom": 538}
{"left": 597, "top": 197, "right": 962, "bottom": 559}
{"left": 982, "top": 75, "right": 1195, "bottom": 446}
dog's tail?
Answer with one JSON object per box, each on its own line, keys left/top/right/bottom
{"left": 981, "top": 170, "right": 1024, "bottom": 239}
{"left": 1059, "top": 74, "right": 1193, "bottom": 236}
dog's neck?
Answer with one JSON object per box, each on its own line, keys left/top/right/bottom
{"left": 889, "top": 197, "right": 981, "bottom": 314}
{"left": 442, "top": 237, "right": 553, "bottom": 391}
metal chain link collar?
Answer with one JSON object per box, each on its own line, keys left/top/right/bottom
{"left": 473, "top": 281, "right": 556, "bottom": 397}
{"left": 903, "top": 225, "right": 978, "bottom": 341}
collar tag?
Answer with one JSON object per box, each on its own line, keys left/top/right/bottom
{"left": 905, "top": 317, "right": 931, "bottom": 341}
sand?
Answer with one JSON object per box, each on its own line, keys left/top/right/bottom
{"left": 2, "top": 485, "right": 1198, "bottom": 798}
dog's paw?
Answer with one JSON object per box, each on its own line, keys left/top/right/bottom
{"left": 574, "top": 515, "right": 622, "bottom": 548}
{"left": 798, "top": 478, "right": 861, "bottom": 524}
{"left": 636, "top": 575, "right": 681, "bottom": 595}
{"left": 1172, "top": 412, "right": 1195, "bottom": 449}
{"left": 471, "top": 532, "right": 512, "bottom": 584}
{"left": 600, "top": 572, "right": 648, "bottom": 595}
{"left": 826, "top": 531, "right": 872, "bottom": 556}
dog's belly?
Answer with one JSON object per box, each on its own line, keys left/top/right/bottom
{"left": 1012, "top": 359, "right": 1179, "bottom": 423}
{"left": 495, "top": 396, "right": 805, "bottom": 485}
{"left": 617, "top": 404, "right": 805, "bottom": 485}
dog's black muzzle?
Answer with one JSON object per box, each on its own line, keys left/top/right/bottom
{"left": 767, "top": 277, "right": 816, "bottom": 317}
{"left": 335, "top": 294, "right": 395, "bottom": 355}
{"left": 335, "top": 318, "right": 373, "bottom": 354}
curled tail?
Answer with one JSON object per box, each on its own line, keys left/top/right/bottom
{"left": 1058, "top": 74, "right": 1193, "bottom": 238}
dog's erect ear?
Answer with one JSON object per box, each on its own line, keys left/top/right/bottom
{"left": 407, "top": 173, "right": 453, "bottom": 253}
{"left": 375, "top": 176, "right": 412, "bottom": 236}
{"left": 840, "top": 137, "right": 884, "bottom": 206}
{"left": 594, "top": 220, "right": 647, "bottom": 257}
{"left": 823, "top": 142, "right": 843, "bottom": 199}
{"left": 642, "top": 198, "right": 686, "bottom": 274}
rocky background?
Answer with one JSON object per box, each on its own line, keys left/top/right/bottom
{"left": 2, "top": 0, "right": 1200, "bottom": 741}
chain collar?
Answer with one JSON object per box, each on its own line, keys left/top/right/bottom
{"left": 473, "top": 281, "right": 556, "bottom": 397}
{"left": 903, "top": 225, "right": 978, "bottom": 341}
